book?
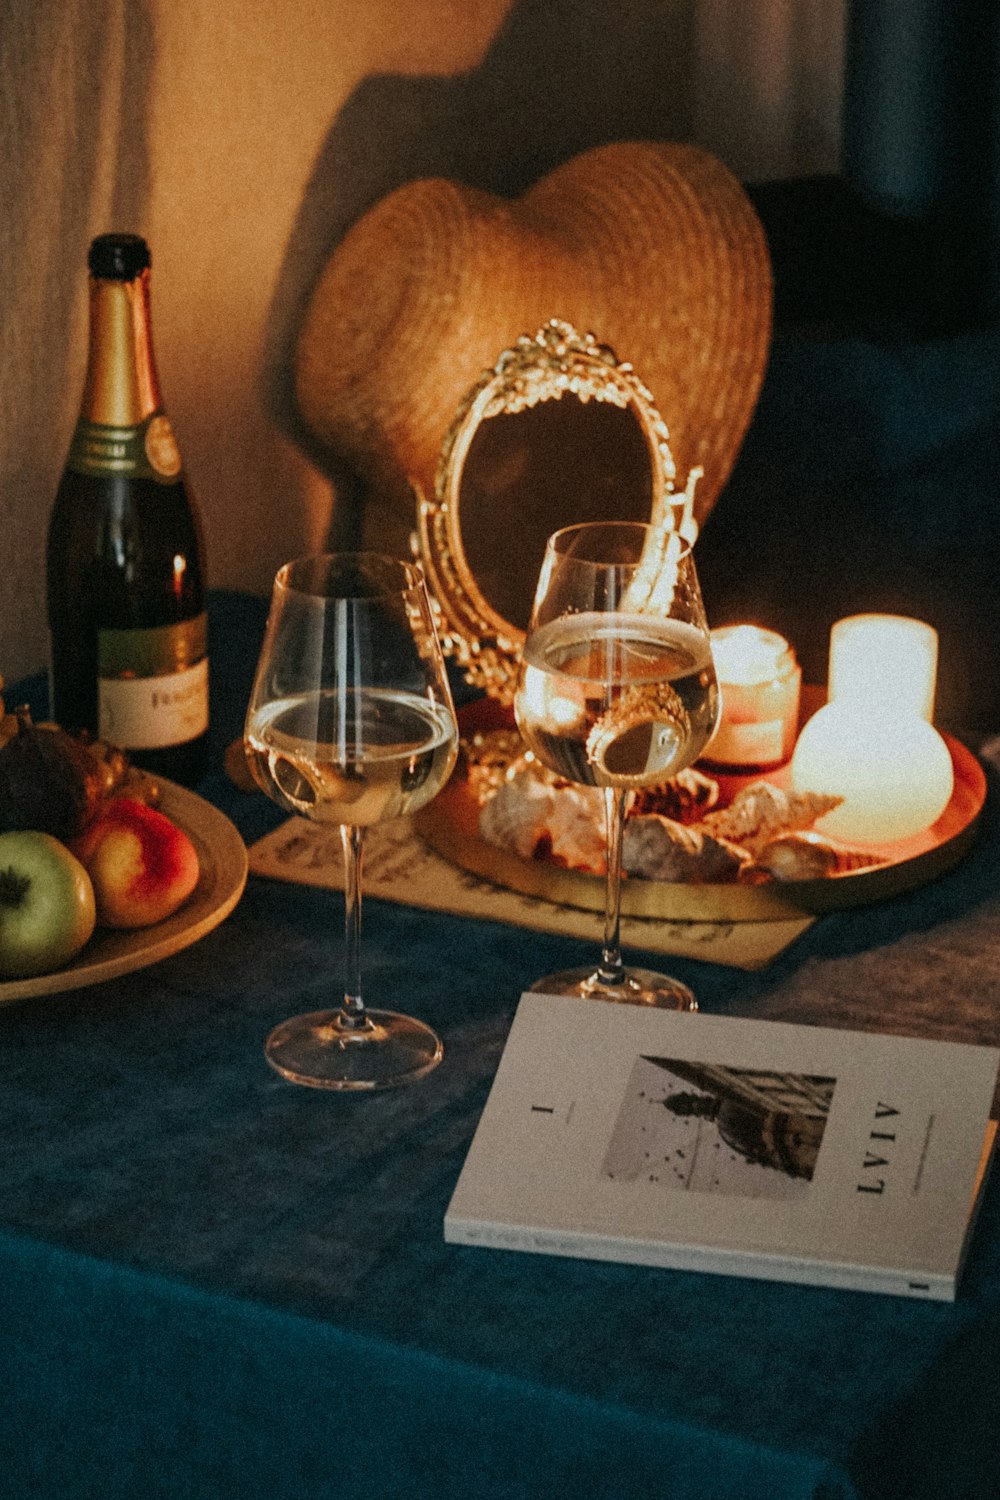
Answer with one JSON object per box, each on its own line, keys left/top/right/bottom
{"left": 445, "top": 994, "right": 999, "bottom": 1299}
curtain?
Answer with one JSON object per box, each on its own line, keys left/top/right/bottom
{"left": 691, "top": 0, "right": 847, "bottom": 183}
{"left": 0, "top": 0, "right": 152, "bottom": 687}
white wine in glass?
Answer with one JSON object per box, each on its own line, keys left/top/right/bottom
{"left": 514, "top": 521, "right": 719, "bottom": 1009}
{"left": 245, "top": 553, "right": 459, "bottom": 1089}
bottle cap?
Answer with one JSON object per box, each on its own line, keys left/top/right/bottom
{"left": 88, "top": 234, "right": 151, "bottom": 280}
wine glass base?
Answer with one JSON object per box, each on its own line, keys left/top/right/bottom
{"left": 264, "top": 1008, "right": 443, "bottom": 1090}
{"left": 528, "top": 966, "right": 698, "bottom": 1011}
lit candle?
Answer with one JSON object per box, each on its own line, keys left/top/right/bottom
{"left": 704, "top": 624, "right": 801, "bottom": 770}
{"left": 790, "top": 614, "right": 953, "bottom": 846}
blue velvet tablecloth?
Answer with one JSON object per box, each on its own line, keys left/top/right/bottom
{"left": 2, "top": 591, "right": 1000, "bottom": 1500}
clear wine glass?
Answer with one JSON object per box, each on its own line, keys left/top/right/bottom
{"left": 513, "top": 520, "right": 720, "bottom": 1009}
{"left": 244, "top": 553, "right": 459, "bottom": 1089}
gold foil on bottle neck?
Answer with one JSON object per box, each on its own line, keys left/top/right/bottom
{"left": 80, "top": 271, "right": 161, "bottom": 426}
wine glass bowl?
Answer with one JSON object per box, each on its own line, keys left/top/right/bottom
{"left": 514, "top": 520, "right": 719, "bottom": 1009}
{"left": 244, "top": 553, "right": 458, "bottom": 1089}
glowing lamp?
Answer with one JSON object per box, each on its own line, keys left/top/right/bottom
{"left": 827, "top": 613, "right": 938, "bottom": 720}
{"left": 791, "top": 705, "right": 953, "bottom": 844}
{"left": 705, "top": 625, "right": 801, "bottom": 769}
{"left": 790, "top": 614, "right": 953, "bottom": 846}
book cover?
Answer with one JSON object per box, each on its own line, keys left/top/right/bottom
{"left": 445, "top": 994, "right": 999, "bottom": 1299}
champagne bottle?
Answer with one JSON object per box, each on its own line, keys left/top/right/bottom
{"left": 46, "top": 233, "right": 209, "bottom": 786}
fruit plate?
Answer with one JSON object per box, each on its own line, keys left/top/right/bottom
{"left": 0, "top": 780, "right": 248, "bottom": 1004}
{"left": 413, "top": 699, "right": 987, "bottom": 922}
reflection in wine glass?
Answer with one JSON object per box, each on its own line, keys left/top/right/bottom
{"left": 244, "top": 554, "right": 458, "bottom": 1089}
{"left": 514, "top": 521, "right": 719, "bottom": 1009}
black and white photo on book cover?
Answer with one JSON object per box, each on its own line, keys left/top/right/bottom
{"left": 445, "top": 994, "right": 999, "bottom": 1300}
{"left": 603, "top": 1056, "right": 836, "bottom": 1203}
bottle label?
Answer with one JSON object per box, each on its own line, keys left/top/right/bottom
{"left": 67, "top": 411, "right": 183, "bottom": 483}
{"left": 98, "top": 614, "right": 209, "bottom": 749}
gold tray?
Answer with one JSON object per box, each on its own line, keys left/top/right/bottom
{"left": 414, "top": 700, "right": 987, "bottom": 922}
{"left": 0, "top": 780, "right": 248, "bottom": 1004}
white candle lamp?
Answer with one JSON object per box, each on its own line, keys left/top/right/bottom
{"left": 704, "top": 624, "right": 801, "bottom": 770}
{"left": 791, "top": 614, "right": 953, "bottom": 846}
{"left": 827, "top": 613, "right": 939, "bottom": 721}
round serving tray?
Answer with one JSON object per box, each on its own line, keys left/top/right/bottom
{"left": 413, "top": 699, "right": 987, "bottom": 922}
{"left": 0, "top": 780, "right": 248, "bottom": 1004}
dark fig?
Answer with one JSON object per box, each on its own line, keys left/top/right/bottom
{"left": 0, "top": 708, "right": 105, "bottom": 841}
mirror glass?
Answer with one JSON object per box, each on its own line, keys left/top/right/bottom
{"left": 457, "top": 398, "right": 653, "bottom": 633}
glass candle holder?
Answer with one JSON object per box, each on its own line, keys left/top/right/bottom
{"left": 702, "top": 625, "right": 801, "bottom": 771}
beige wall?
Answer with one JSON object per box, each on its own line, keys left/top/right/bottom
{"left": 0, "top": 0, "right": 151, "bottom": 693}
{"left": 145, "top": 0, "right": 516, "bottom": 606}
{"left": 0, "top": 0, "right": 844, "bottom": 692}
{"left": 0, "top": 0, "right": 514, "bottom": 690}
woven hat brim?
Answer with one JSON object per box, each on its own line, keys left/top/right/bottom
{"left": 296, "top": 140, "right": 772, "bottom": 539}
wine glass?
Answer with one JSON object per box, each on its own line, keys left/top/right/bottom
{"left": 513, "top": 520, "right": 719, "bottom": 1009}
{"left": 244, "top": 553, "right": 459, "bottom": 1089}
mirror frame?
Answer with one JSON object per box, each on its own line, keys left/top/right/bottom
{"left": 414, "top": 319, "right": 699, "bottom": 703}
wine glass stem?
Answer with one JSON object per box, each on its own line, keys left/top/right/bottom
{"left": 339, "top": 823, "right": 370, "bottom": 1030}
{"left": 598, "top": 787, "right": 628, "bottom": 987}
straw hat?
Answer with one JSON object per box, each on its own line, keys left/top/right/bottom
{"left": 296, "top": 140, "right": 772, "bottom": 548}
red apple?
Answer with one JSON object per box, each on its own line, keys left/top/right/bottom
{"left": 0, "top": 830, "right": 96, "bottom": 977}
{"left": 75, "top": 797, "right": 200, "bottom": 929}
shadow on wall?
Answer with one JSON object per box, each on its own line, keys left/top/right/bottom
{"left": 259, "top": 0, "right": 1000, "bottom": 733}
{"left": 262, "top": 0, "right": 698, "bottom": 545}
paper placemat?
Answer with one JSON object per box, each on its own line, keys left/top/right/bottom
{"left": 248, "top": 817, "right": 814, "bottom": 971}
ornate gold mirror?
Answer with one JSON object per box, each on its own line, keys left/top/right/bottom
{"left": 415, "top": 320, "right": 700, "bottom": 703}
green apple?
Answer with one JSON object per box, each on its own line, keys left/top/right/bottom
{"left": 0, "top": 830, "right": 96, "bottom": 979}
